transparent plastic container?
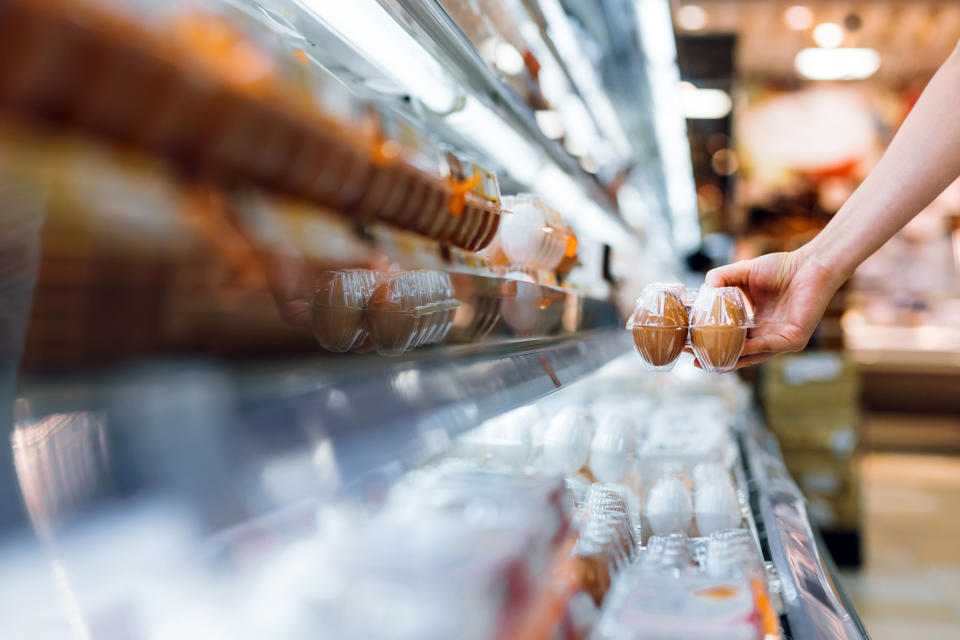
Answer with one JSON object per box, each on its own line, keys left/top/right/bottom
{"left": 498, "top": 194, "right": 570, "bottom": 270}
{"left": 692, "top": 462, "right": 744, "bottom": 536}
{"left": 365, "top": 271, "right": 459, "bottom": 356}
{"left": 642, "top": 473, "right": 693, "bottom": 537}
{"left": 626, "top": 283, "right": 689, "bottom": 371}
{"left": 540, "top": 406, "right": 595, "bottom": 475}
{"left": 311, "top": 270, "right": 376, "bottom": 352}
{"left": 588, "top": 414, "right": 636, "bottom": 483}
{"left": 689, "top": 286, "right": 751, "bottom": 373}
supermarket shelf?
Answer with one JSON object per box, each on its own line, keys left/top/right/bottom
{"left": 377, "top": 0, "right": 636, "bottom": 243}
{"left": 742, "top": 422, "right": 869, "bottom": 640}
{"left": 16, "top": 328, "right": 632, "bottom": 528}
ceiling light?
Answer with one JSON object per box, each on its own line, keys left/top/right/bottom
{"left": 812, "top": 22, "right": 844, "bottom": 48}
{"left": 795, "top": 48, "right": 880, "bottom": 80}
{"left": 676, "top": 5, "right": 708, "bottom": 31}
{"left": 677, "top": 82, "right": 732, "bottom": 119}
{"left": 784, "top": 6, "right": 813, "bottom": 31}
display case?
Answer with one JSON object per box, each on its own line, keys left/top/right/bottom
{"left": 0, "top": 0, "right": 865, "bottom": 638}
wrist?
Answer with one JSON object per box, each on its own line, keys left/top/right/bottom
{"left": 793, "top": 236, "right": 854, "bottom": 291}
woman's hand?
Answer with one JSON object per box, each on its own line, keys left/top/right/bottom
{"left": 700, "top": 249, "right": 844, "bottom": 370}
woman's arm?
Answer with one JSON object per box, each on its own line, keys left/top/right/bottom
{"left": 706, "top": 41, "right": 960, "bottom": 369}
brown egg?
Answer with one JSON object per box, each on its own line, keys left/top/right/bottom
{"left": 689, "top": 288, "right": 749, "bottom": 372}
{"left": 365, "top": 273, "right": 422, "bottom": 356}
{"left": 632, "top": 290, "right": 688, "bottom": 367}
{"left": 573, "top": 551, "right": 613, "bottom": 606}
{"left": 311, "top": 273, "right": 367, "bottom": 352}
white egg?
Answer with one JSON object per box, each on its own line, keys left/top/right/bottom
{"left": 694, "top": 475, "right": 742, "bottom": 535}
{"left": 692, "top": 461, "right": 730, "bottom": 487}
{"left": 483, "top": 414, "right": 532, "bottom": 470}
{"left": 643, "top": 476, "right": 693, "bottom": 535}
{"left": 542, "top": 406, "right": 595, "bottom": 475}
{"left": 588, "top": 414, "right": 636, "bottom": 483}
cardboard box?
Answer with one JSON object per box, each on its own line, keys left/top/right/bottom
{"left": 761, "top": 351, "right": 860, "bottom": 407}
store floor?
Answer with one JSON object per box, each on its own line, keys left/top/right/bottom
{"left": 839, "top": 452, "right": 960, "bottom": 639}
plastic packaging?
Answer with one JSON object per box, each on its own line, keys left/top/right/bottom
{"left": 365, "top": 270, "right": 460, "bottom": 356}
{"left": 689, "top": 286, "right": 751, "bottom": 373}
{"left": 692, "top": 462, "right": 743, "bottom": 536}
{"left": 626, "top": 283, "right": 689, "bottom": 371}
{"left": 498, "top": 195, "right": 572, "bottom": 270}
{"left": 311, "top": 269, "right": 376, "bottom": 352}
{"left": 588, "top": 414, "right": 636, "bottom": 483}
{"left": 643, "top": 474, "right": 693, "bottom": 537}
{"left": 593, "top": 573, "right": 763, "bottom": 640}
{"left": 541, "top": 407, "right": 595, "bottom": 475}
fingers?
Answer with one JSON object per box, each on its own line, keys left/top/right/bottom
{"left": 741, "top": 334, "right": 782, "bottom": 357}
{"left": 732, "top": 352, "right": 774, "bottom": 371}
{"left": 705, "top": 261, "right": 748, "bottom": 288}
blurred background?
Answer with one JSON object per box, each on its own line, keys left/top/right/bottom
{"left": 672, "top": 2, "right": 960, "bottom": 636}
{"left": 0, "top": 0, "right": 958, "bottom": 638}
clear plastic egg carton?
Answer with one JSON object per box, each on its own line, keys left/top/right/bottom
{"left": 365, "top": 270, "right": 460, "bottom": 356}
{"left": 311, "top": 269, "right": 377, "bottom": 352}
{"left": 497, "top": 194, "right": 572, "bottom": 271}
{"left": 627, "top": 284, "right": 755, "bottom": 374}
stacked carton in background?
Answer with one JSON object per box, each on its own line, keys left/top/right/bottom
{"left": 761, "top": 351, "right": 862, "bottom": 555}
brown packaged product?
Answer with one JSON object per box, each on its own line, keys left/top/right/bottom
{"left": 689, "top": 286, "right": 750, "bottom": 373}
{"left": 572, "top": 546, "right": 613, "bottom": 607}
{"left": 311, "top": 270, "right": 376, "bottom": 352}
{"left": 626, "top": 283, "right": 688, "bottom": 370}
{"left": 365, "top": 272, "right": 425, "bottom": 356}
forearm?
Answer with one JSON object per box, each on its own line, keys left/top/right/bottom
{"left": 801, "top": 42, "right": 960, "bottom": 283}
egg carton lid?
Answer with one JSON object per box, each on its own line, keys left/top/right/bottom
{"left": 688, "top": 286, "right": 756, "bottom": 328}
{"left": 312, "top": 269, "right": 377, "bottom": 309}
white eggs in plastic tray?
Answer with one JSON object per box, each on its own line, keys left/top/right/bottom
{"left": 643, "top": 475, "right": 693, "bottom": 536}
{"left": 588, "top": 414, "right": 636, "bottom": 483}
{"left": 541, "top": 406, "right": 595, "bottom": 475}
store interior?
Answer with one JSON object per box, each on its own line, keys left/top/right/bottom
{"left": 0, "top": 0, "right": 958, "bottom": 638}
{"left": 673, "top": 1, "right": 960, "bottom": 638}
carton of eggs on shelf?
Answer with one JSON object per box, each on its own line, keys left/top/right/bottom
{"left": 691, "top": 462, "right": 742, "bottom": 536}
{"left": 480, "top": 411, "right": 532, "bottom": 471}
{"left": 365, "top": 270, "right": 460, "bottom": 356}
{"left": 311, "top": 269, "right": 377, "bottom": 352}
{"left": 498, "top": 194, "right": 572, "bottom": 270}
{"left": 541, "top": 406, "right": 595, "bottom": 475}
{"left": 588, "top": 413, "right": 636, "bottom": 483}
{"left": 642, "top": 474, "right": 693, "bottom": 537}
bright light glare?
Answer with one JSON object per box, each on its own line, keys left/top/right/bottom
{"left": 532, "top": 165, "right": 631, "bottom": 250}
{"left": 784, "top": 6, "right": 813, "bottom": 31}
{"left": 446, "top": 97, "right": 541, "bottom": 184}
{"left": 305, "top": 0, "right": 459, "bottom": 112}
{"left": 677, "top": 82, "right": 732, "bottom": 119}
{"left": 676, "top": 5, "right": 708, "bottom": 31}
{"left": 812, "top": 22, "right": 844, "bottom": 48}
{"left": 795, "top": 48, "right": 880, "bottom": 80}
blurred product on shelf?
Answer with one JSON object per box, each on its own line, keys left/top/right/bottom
{"left": 496, "top": 194, "right": 574, "bottom": 271}
{"left": 0, "top": 0, "right": 504, "bottom": 251}
{"left": 760, "top": 351, "right": 862, "bottom": 562}
{"left": 364, "top": 270, "right": 459, "bottom": 356}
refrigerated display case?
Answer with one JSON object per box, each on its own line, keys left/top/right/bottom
{"left": 0, "top": 0, "right": 866, "bottom": 638}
